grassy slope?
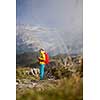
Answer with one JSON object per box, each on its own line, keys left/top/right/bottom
{"left": 16, "top": 54, "right": 83, "bottom": 100}
{"left": 17, "top": 78, "right": 83, "bottom": 100}
{"left": 16, "top": 67, "right": 83, "bottom": 100}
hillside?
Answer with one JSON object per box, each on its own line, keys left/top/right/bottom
{"left": 16, "top": 51, "right": 82, "bottom": 66}
{"left": 16, "top": 54, "right": 83, "bottom": 100}
{"left": 16, "top": 52, "right": 38, "bottom": 67}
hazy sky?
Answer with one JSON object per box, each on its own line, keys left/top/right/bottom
{"left": 16, "top": 0, "right": 83, "bottom": 33}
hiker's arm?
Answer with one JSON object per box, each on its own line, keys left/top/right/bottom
{"left": 38, "top": 53, "right": 45, "bottom": 61}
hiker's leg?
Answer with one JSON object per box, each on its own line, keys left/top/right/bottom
{"left": 40, "top": 64, "right": 44, "bottom": 80}
{"left": 41, "top": 64, "right": 45, "bottom": 79}
{"left": 40, "top": 64, "right": 45, "bottom": 80}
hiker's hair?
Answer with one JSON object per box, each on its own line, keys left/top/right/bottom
{"left": 39, "top": 48, "right": 45, "bottom": 51}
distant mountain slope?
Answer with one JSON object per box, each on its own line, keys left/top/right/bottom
{"left": 16, "top": 52, "right": 38, "bottom": 66}
{"left": 16, "top": 24, "right": 82, "bottom": 56}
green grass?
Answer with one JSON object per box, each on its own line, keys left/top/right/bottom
{"left": 16, "top": 77, "right": 83, "bottom": 100}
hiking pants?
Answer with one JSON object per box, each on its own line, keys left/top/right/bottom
{"left": 40, "top": 64, "right": 45, "bottom": 80}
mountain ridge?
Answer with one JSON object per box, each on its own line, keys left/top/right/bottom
{"left": 16, "top": 24, "right": 82, "bottom": 56}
